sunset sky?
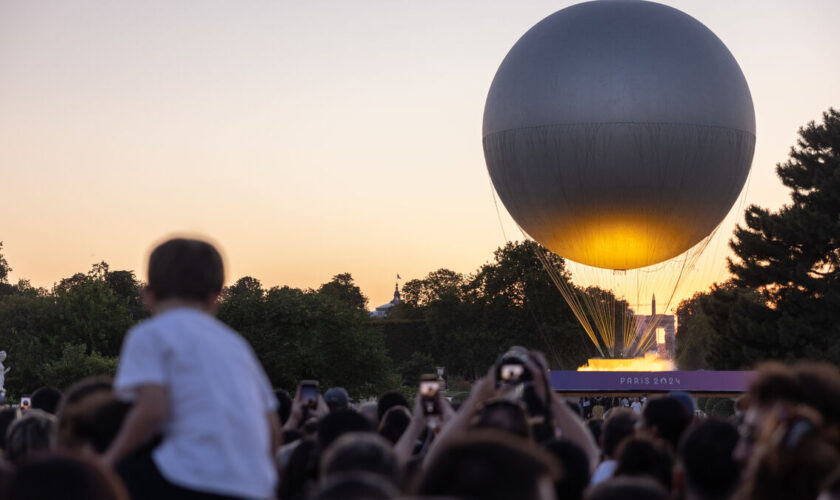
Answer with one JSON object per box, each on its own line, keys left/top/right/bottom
{"left": 1, "top": 1, "right": 838, "bottom": 312}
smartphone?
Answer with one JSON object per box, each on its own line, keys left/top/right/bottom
{"left": 300, "top": 380, "right": 319, "bottom": 409}
{"left": 20, "top": 396, "right": 31, "bottom": 409}
{"left": 500, "top": 363, "right": 525, "bottom": 384}
{"left": 420, "top": 374, "right": 440, "bottom": 415}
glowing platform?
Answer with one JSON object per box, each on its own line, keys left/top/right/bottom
{"left": 549, "top": 369, "right": 755, "bottom": 394}
{"left": 578, "top": 354, "right": 676, "bottom": 372}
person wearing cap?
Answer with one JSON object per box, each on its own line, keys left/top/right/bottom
{"left": 324, "top": 388, "right": 350, "bottom": 412}
{"left": 668, "top": 391, "right": 697, "bottom": 416}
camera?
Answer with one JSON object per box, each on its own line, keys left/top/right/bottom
{"left": 495, "top": 346, "right": 533, "bottom": 384}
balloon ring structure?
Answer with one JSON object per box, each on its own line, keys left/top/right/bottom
{"left": 483, "top": 0, "right": 755, "bottom": 270}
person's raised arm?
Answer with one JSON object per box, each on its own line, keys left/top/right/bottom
{"left": 103, "top": 384, "right": 168, "bottom": 467}
{"left": 282, "top": 385, "right": 329, "bottom": 432}
{"left": 523, "top": 353, "right": 600, "bottom": 472}
{"left": 282, "top": 386, "right": 305, "bottom": 431}
{"left": 423, "top": 372, "right": 495, "bottom": 466}
{"left": 550, "top": 393, "right": 600, "bottom": 471}
{"left": 394, "top": 395, "right": 428, "bottom": 465}
{"left": 267, "top": 410, "right": 281, "bottom": 456}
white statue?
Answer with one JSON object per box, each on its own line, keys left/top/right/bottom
{"left": 0, "top": 350, "right": 8, "bottom": 392}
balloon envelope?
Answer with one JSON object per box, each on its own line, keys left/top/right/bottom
{"left": 483, "top": 0, "right": 755, "bottom": 270}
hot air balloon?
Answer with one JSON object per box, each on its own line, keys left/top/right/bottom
{"left": 483, "top": 1, "right": 755, "bottom": 359}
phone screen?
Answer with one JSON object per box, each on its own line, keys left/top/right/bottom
{"left": 420, "top": 380, "right": 440, "bottom": 415}
{"left": 20, "top": 397, "right": 31, "bottom": 409}
{"left": 420, "top": 380, "right": 440, "bottom": 397}
{"left": 500, "top": 364, "right": 524, "bottom": 382}
{"left": 300, "top": 385, "right": 318, "bottom": 408}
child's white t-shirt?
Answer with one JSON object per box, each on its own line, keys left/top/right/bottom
{"left": 114, "top": 308, "right": 278, "bottom": 499}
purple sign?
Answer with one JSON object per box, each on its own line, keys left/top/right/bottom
{"left": 549, "top": 370, "right": 756, "bottom": 393}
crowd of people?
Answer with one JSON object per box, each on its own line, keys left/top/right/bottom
{"left": 576, "top": 396, "right": 648, "bottom": 419}
{"left": 1, "top": 237, "right": 840, "bottom": 500}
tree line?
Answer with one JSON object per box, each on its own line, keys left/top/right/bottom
{"left": 0, "top": 239, "right": 598, "bottom": 399}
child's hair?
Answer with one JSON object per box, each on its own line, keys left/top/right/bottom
{"left": 147, "top": 238, "right": 224, "bottom": 302}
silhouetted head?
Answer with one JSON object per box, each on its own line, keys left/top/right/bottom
{"left": 58, "top": 391, "right": 129, "bottom": 454}
{"left": 378, "top": 405, "right": 411, "bottom": 444}
{"left": 312, "top": 472, "right": 398, "bottom": 500}
{"left": 417, "top": 430, "right": 560, "bottom": 500}
{"left": 641, "top": 396, "right": 691, "bottom": 450}
{"left": 544, "top": 438, "right": 590, "bottom": 500}
{"left": 358, "top": 402, "right": 379, "bottom": 427}
{"left": 56, "top": 378, "right": 117, "bottom": 454}
{"left": 737, "top": 363, "right": 807, "bottom": 465}
{"left": 586, "top": 476, "right": 669, "bottom": 500}
{"left": 739, "top": 410, "right": 839, "bottom": 500}
{"left": 792, "top": 362, "right": 840, "bottom": 427}
{"left": 602, "top": 408, "right": 639, "bottom": 459}
{"left": 678, "top": 418, "right": 740, "bottom": 500}
{"left": 0, "top": 407, "right": 20, "bottom": 450}
{"left": 317, "top": 409, "right": 373, "bottom": 450}
{"left": 146, "top": 237, "right": 224, "bottom": 304}
{"left": 745, "top": 363, "right": 803, "bottom": 409}
{"left": 31, "top": 387, "right": 62, "bottom": 415}
{"left": 86, "top": 398, "right": 131, "bottom": 454}
{"left": 4, "top": 452, "right": 129, "bottom": 500}
{"left": 324, "top": 387, "right": 350, "bottom": 412}
{"left": 276, "top": 438, "right": 319, "bottom": 500}
{"left": 320, "top": 433, "right": 398, "bottom": 484}
{"left": 668, "top": 391, "right": 697, "bottom": 415}
{"left": 57, "top": 377, "right": 112, "bottom": 414}
{"left": 377, "top": 392, "right": 409, "bottom": 422}
{"left": 4, "top": 409, "right": 55, "bottom": 464}
{"left": 474, "top": 399, "right": 532, "bottom": 440}
{"left": 614, "top": 437, "right": 674, "bottom": 490}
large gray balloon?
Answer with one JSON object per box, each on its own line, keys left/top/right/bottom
{"left": 483, "top": 0, "right": 755, "bottom": 270}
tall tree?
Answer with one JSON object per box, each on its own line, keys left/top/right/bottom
{"left": 318, "top": 273, "right": 368, "bottom": 311}
{"left": 725, "top": 108, "right": 840, "bottom": 364}
{"left": 674, "top": 284, "right": 765, "bottom": 370}
{"left": 468, "top": 241, "right": 596, "bottom": 370}
{"left": 675, "top": 291, "right": 715, "bottom": 370}
{"left": 401, "top": 269, "right": 465, "bottom": 307}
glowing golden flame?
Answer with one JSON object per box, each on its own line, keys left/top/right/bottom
{"left": 538, "top": 215, "right": 694, "bottom": 270}
{"left": 577, "top": 353, "right": 675, "bottom": 372}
